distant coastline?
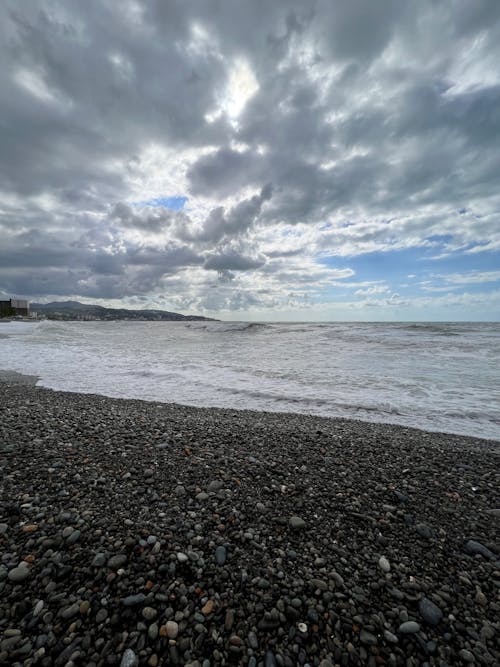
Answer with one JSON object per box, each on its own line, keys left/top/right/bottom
{"left": 29, "top": 300, "right": 216, "bottom": 322}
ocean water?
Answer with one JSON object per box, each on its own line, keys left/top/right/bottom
{"left": 0, "top": 320, "right": 499, "bottom": 441}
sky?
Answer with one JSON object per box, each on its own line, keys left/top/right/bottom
{"left": 1, "top": 1, "right": 499, "bottom": 321}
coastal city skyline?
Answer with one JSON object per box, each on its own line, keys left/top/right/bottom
{"left": 1, "top": 1, "right": 499, "bottom": 321}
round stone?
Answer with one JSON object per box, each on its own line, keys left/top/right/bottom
{"left": 459, "top": 649, "right": 475, "bottom": 663}
{"left": 418, "top": 597, "right": 443, "bottom": 626}
{"left": 165, "top": 621, "right": 179, "bottom": 639}
{"left": 142, "top": 607, "right": 157, "bottom": 621}
{"left": 289, "top": 516, "right": 306, "bottom": 530}
{"left": 120, "top": 649, "right": 138, "bottom": 667}
{"left": 8, "top": 566, "right": 30, "bottom": 583}
{"left": 378, "top": 556, "right": 391, "bottom": 573}
{"left": 360, "top": 629, "right": 377, "bottom": 645}
{"left": 399, "top": 621, "right": 420, "bottom": 634}
{"left": 108, "top": 554, "right": 128, "bottom": 570}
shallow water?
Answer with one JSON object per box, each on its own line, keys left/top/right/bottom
{"left": 0, "top": 320, "right": 499, "bottom": 440}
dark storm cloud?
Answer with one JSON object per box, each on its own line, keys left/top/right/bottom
{"left": 1, "top": 0, "right": 500, "bottom": 310}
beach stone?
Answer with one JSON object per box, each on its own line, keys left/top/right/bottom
{"left": 108, "top": 554, "right": 128, "bottom": 570}
{"left": 265, "top": 651, "right": 277, "bottom": 667}
{"left": 399, "top": 621, "right": 420, "bottom": 634}
{"left": 8, "top": 566, "right": 30, "bottom": 583}
{"left": 142, "top": 607, "right": 157, "bottom": 621}
{"left": 463, "top": 540, "right": 494, "bottom": 559}
{"left": 66, "top": 529, "right": 81, "bottom": 544}
{"left": 174, "top": 485, "right": 186, "bottom": 496}
{"left": 96, "top": 608, "right": 108, "bottom": 623}
{"left": 0, "top": 523, "right": 8, "bottom": 535}
{"left": 79, "top": 600, "right": 90, "bottom": 615}
{"left": 289, "top": 516, "right": 306, "bottom": 530}
{"left": 61, "top": 603, "right": 80, "bottom": 620}
{"left": 378, "top": 556, "right": 391, "bottom": 573}
{"left": 418, "top": 597, "right": 443, "bottom": 626}
{"left": 177, "top": 552, "right": 189, "bottom": 563}
{"left": 207, "top": 479, "right": 224, "bottom": 492}
{"left": 92, "top": 553, "right": 107, "bottom": 567}
{"left": 165, "top": 621, "right": 179, "bottom": 639}
{"left": 360, "top": 629, "right": 377, "bottom": 645}
{"left": 215, "top": 545, "right": 227, "bottom": 565}
{"left": 415, "top": 523, "right": 434, "bottom": 539}
{"left": 120, "top": 649, "right": 139, "bottom": 667}
{"left": 201, "top": 600, "right": 214, "bottom": 615}
{"left": 122, "top": 593, "right": 146, "bottom": 607}
{"left": 384, "top": 630, "right": 398, "bottom": 643}
{"left": 196, "top": 492, "right": 209, "bottom": 502}
{"left": 459, "top": 649, "right": 475, "bottom": 663}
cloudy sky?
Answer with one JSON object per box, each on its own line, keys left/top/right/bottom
{"left": 1, "top": 1, "right": 499, "bottom": 321}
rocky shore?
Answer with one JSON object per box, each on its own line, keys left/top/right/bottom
{"left": 0, "top": 380, "right": 498, "bottom": 667}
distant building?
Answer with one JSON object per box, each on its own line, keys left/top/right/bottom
{"left": 0, "top": 298, "right": 30, "bottom": 317}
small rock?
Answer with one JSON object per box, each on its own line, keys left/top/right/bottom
{"left": 475, "top": 590, "right": 487, "bottom": 606}
{"left": 165, "top": 621, "right": 179, "bottom": 639}
{"left": 378, "top": 556, "right": 391, "bottom": 573}
{"left": 92, "top": 553, "right": 107, "bottom": 567}
{"left": 201, "top": 600, "right": 214, "bottom": 615}
{"left": 265, "top": 651, "right": 277, "bottom": 667}
{"left": 384, "top": 630, "right": 398, "bottom": 643}
{"left": 289, "top": 516, "right": 306, "bottom": 530}
{"left": 196, "top": 492, "right": 209, "bottom": 502}
{"left": 463, "top": 540, "right": 494, "bottom": 559}
{"left": 174, "top": 485, "right": 186, "bottom": 496}
{"left": 215, "top": 546, "right": 227, "bottom": 565}
{"left": 459, "top": 649, "right": 475, "bottom": 663}
{"left": 415, "top": 523, "right": 434, "bottom": 539}
{"left": 66, "top": 529, "right": 81, "bottom": 544}
{"left": 122, "top": 594, "right": 146, "bottom": 607}
{"left": 360, "top": 629, "right": 377, "bottom": 646}
{"left": 418, "top": 597, "right": 443, "bottom": 626}
{"left": 8, "top": 566, "right": 30, "bottom": 583}
{"left": 61, "top": 603, "right": 80, "bottom": 620}
{"left": 207, "top": 480, "right": 224, "bottom": 492}
{"left": 142, "top": 607, "right": 157, "bottom": 621}
{"left": 79, "top": 601, "right": 90, "bottom": 615}
{"left": 399, "top": 621, "right": 420, "bottom": 634}
{"left": 108, "top": 554, "right": 128, "bottom": 570}
{"left": 224, "top": 609, "right": 234, "bottom": 631}
{"left": 120, "top": 649, "right": 139, "bottom": 667}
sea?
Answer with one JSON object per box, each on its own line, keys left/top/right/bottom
{"left": 0, "top": 320, "right": 499, "bottom": 441}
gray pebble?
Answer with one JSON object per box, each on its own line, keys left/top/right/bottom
{"left": 108, "top": 554, "right": 128, "bottom": 570}
{"left": 399, "top": 621, "right": 420, "bottom": 634}
{"left": 120, "top": 649, "right": 139, "bottom": 667}
{"left": 122, "top": 593, "right": 146, "bottom": 607}
{"left": 8, "top": 566, "right": 30, "bottom": 583}
{"left": 418, "top": 597, "right": 443, "bottom": 626}
{"left": 289, "top": 516, "right": 306, "bottom": 530}
{"left": 215, "top": 545, "right": 227, "bottom": 565}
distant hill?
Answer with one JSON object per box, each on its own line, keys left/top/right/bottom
{"left": 31, "top": 301, "right": 215, "bottom": 321}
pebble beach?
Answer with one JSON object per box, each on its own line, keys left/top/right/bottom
{"left": 0, "top": 378, "right": 498, "bottom": 667}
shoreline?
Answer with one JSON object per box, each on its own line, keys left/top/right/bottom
{"left": 0, "top": 381, "right": 499, "bottom": 666}
{"left": 1, "top": 369, "right": 498, "bottom": 446}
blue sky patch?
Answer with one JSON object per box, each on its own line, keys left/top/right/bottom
{"left": 141, "top": 196, "right": 188, "bottom": 211}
